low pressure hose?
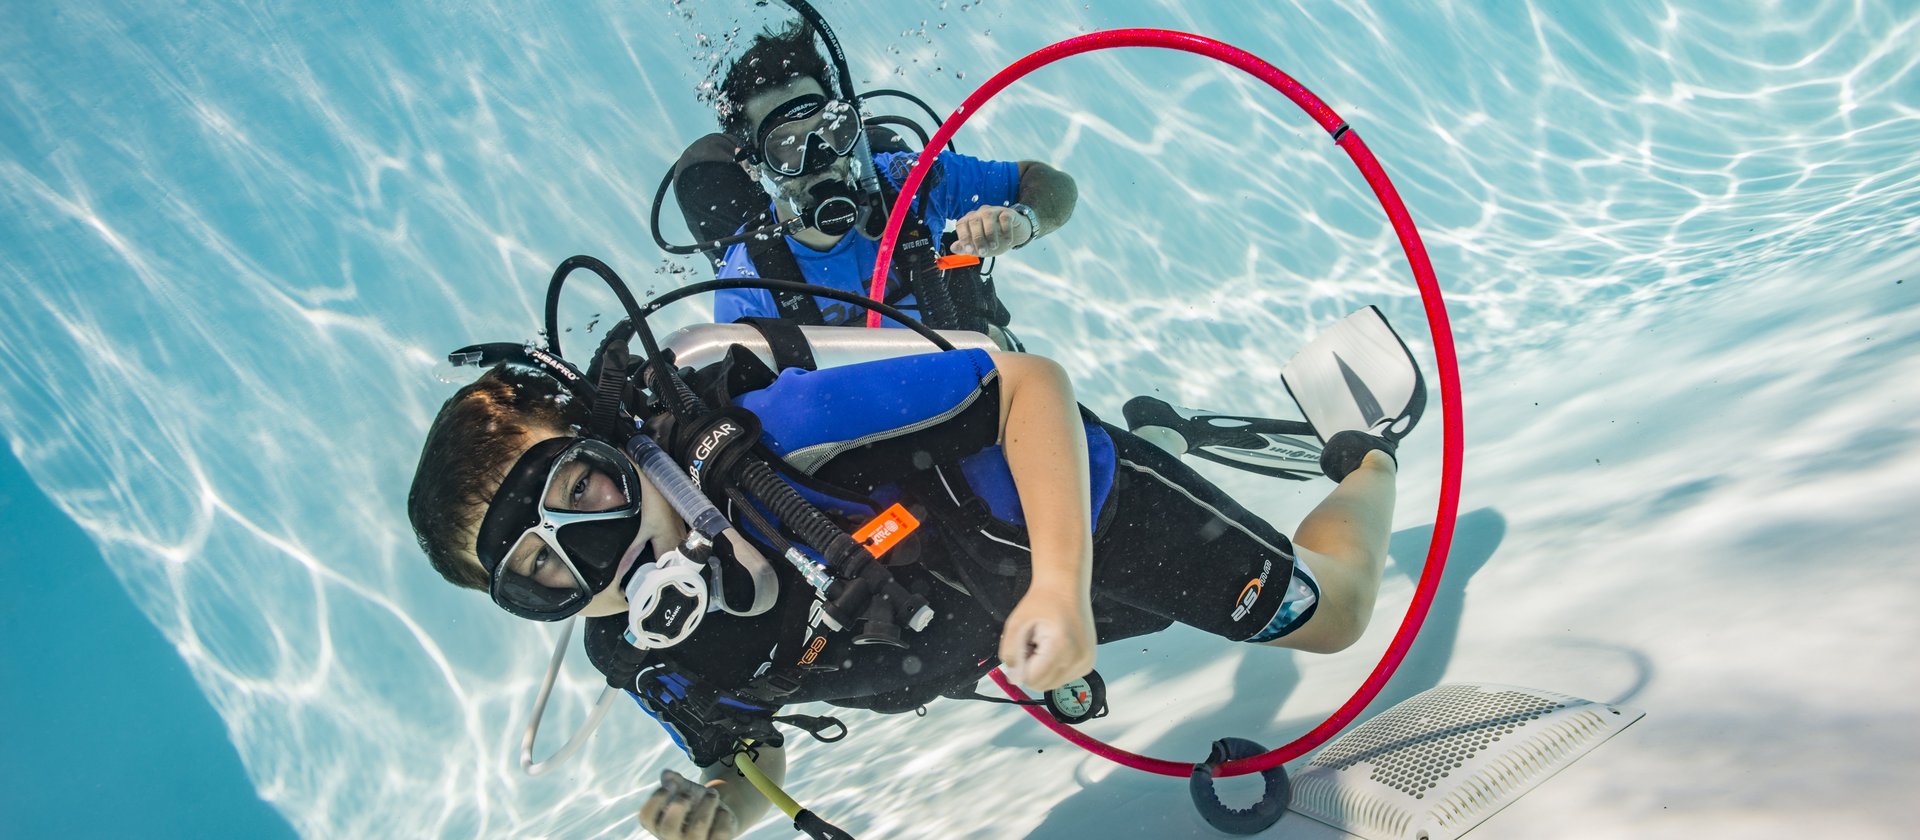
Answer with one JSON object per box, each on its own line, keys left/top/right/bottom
{"left": 734, "top": 745, "right": 856, "bottom": 840}
{"left": 733, "top": 459, "right": 934, "bottom": 641}
{"left": 901, "top": 244, "right": 960, "bottom": 329}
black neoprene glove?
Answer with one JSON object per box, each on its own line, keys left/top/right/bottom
{"left": 1319, "top": 429, "right": 1397, "bottom": 483}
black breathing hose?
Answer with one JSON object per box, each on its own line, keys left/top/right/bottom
{"left": 541, "top": 256, "right": 945, "bottom": 644}
{"left": 899, "top": 242, "right": 959, "bottom": 329}
{"left": 649, "top": 167, "right": 806, "bottom": 258}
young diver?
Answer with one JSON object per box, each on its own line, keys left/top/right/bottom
{"left": 666, "top": 18, "right": 1329, "bottom": 482}
{"left": 407, "top": 290, "right": 1416, "bottom": 839}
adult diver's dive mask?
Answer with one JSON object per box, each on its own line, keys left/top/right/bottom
{"left": 747, "top": 95, "right": 866, "bottom": 237}
{"left": 476, "top": 437, "right": 646, "bottom": 621}
{"left": 750, "top": 94, "right": 861, "bottom": 177}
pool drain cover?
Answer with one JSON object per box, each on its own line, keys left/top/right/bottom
{"left": 1288, "top": 683, "right": 1643, "bottom": 840}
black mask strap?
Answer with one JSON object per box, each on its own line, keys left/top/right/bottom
{"left": 447, "top": 342, "right": 595, "bottom": 408}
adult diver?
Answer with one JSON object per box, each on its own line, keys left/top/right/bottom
{"left": 653, "top": 15, "right": 1327, "bottom": 481}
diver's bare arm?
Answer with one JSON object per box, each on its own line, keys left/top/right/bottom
{"left": 1266, "top": 451, "right": 1397, "bottom": 653}
{"left": 989, "top": 352, "right": 1094, "bottom": 605}
{"left": 701, "top": 741, "right": 784, "bottom": 829}
{"left": 1014, "top": 161, "right": 1078, "bottom": 238}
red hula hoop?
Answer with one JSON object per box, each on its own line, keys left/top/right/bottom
{"left": 866, "top": 28, "right": 1465, "bottom": 779}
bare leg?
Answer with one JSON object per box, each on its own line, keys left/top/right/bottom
{"left": 1261, "top": 450, "right": 1397, "bottom": 653}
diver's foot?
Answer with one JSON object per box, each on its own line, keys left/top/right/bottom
{"left": 1318, "top": 429, "right": 1397, "bottom": 483}
{"left": 1122, "top": 396, "right": 1324, "bottom": 481}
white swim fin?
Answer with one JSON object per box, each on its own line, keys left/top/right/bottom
{"left": 1282, "top": 306, "right": 1426, "bottom": 443}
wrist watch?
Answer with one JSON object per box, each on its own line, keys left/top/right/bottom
{"left": 1009, "top": 202, "right": 1040, "bottom": 249}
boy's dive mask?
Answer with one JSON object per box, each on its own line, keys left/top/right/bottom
{"left": 745, "top": 94, "right": 867, "bottom": 237}
{"left": 450, "top": 333, "right": 782, "bottom": 635}
{"left": 474, "top": 431, "right": 770, "bottom": 646}
{"left": 476, "top": 437, "right": 646, "bottom": 621}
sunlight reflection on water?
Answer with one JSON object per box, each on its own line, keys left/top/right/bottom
{"left": 1, "top": 0, "right": 1916, "bottom": 836}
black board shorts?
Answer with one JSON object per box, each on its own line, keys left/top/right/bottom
{"left": 954, "top": 423, "right": 1321, "bottom": 646}
{"left": 1085, "top": 424, "right": 1320, "bottom": 644}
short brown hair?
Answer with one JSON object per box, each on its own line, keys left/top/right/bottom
{"left": 407, "top": 364, "right": 587, "bottom": 591}
{"left": 718, "top": 19, "right": 834, "bottom": 140}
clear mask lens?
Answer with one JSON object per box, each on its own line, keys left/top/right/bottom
{"left": 481, "top": 438, "right": 646, "bottom": 621}
{"left": 761, "top": 99, "right": 861, "bottom": 176}
{"left": 544, "top": 444, "right": 637, "bottom": 514}
{"left": 494, "top": 531, "right": 593, "bottom": 618}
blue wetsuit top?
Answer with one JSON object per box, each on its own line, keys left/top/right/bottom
{"left": 712, "top": 151, "right": 1021, "bottom": 327}
{"left": 735, "top": 348, "right": 1116, "bottom": 524}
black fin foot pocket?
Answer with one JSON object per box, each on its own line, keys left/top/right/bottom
{"left": 1319, "top": 429, "right": 1397, "bottom": 483}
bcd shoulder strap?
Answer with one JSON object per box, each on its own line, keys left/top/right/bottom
{"left": 735, "top": 317, "right": 818, "bottom": 371}
{"left": 740, "top": 161, "right": 941, "bottom": 326}
{"left": 739, "top": 206, "right": 831, "bottom": 324}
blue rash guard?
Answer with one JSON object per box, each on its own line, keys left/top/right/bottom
{"left": 712, "top": 151, "right": 1021, "bottom": 327}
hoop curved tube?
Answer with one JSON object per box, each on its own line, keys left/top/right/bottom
{"left": 875, "top": 29, "right": 1466, "bottom": 779}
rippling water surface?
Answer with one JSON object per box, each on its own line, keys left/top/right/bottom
{"left": 3, "top": 1, "right": 1915, "bottom": 837}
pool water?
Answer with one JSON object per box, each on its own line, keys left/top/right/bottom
{"left": 2, "top": 1, "right": 1914, "bottom": 837}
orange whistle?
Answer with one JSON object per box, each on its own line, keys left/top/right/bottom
{"left": 852, "top": 503, "right": 921, "bottom": 558}
{"left": 936, "top": 254, "right": 982, "bottom": 271}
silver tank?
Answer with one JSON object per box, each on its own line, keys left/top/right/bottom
{"left": 658, "top": 323, "right": 1000, "bottom": 372}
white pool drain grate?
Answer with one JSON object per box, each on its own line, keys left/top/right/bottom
{"left": 1287, "top": 683, "right": 1643, "bottom": 840}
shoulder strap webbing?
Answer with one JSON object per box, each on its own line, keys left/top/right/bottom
{"left": 735, "top": 317, "right": 818, "bottom": 371}
{"left": 739, "top": 207, "right": 829, "bottom": 324}
{"left": 876, "top": 170, "right": 952, "bottom": 328}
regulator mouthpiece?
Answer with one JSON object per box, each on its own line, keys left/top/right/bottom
{"left": 804, "top": 180, "right": 862, "bottom": 237}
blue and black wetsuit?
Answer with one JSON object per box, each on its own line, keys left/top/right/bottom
{"left": 588, "top": 349, "right": 1321, "bottom": 762}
